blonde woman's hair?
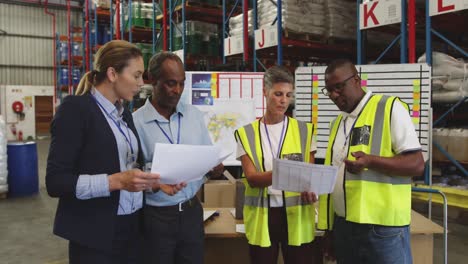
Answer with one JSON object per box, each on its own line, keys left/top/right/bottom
{"left": 75, "top": 40, "right": 143, "bottom": 95}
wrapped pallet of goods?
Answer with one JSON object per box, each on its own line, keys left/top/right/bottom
{"left": 418, "top": 52, "right": 468, "bottom": 103}
{"left": 228, "top": 10, "right": 254, "bottom": 37}
{"left": 0, "top": 116, "right": 8, "bottom": 196}
{"left": 257, "top": 0, "right": 326, "bottom": 37}
{"left": 325, "top": 0, "right": 356, "bottom": 40}
{"left": 93, "top": 0, "right": 111, "bottom": 9}
{"left": 174, "top": 21, "right": 220, "bottom": 56}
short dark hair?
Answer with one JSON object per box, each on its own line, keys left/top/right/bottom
{"left": 147, "top": 51, "right": 183, "bottom": 82}
{"left": 263, "top": 66, "right": 294, "bottom": 90}
{"left": 325, "top": 59, "right": 357, "bottom": 76}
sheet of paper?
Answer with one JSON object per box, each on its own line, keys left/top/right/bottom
{"left": 235, "top": 224, "right": 245, "bottom": 234}
{"left": 229, "top": 208, "right": 236, "bottom": 218}
{"left": 272, "top": 159, "right": 338, "bottom": 195}
{"left": 203, "top": 209, "right": 217, "bottom": 222}
{"left": 151, "top": 143, "right": 231, "bottom": 184}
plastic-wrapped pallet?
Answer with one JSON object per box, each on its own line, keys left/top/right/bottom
{"left": 93, "top": 0, "right": 111, "bottom": 9}
{"left": 0, "top": 115, "right": 8, "bottom": 194}
{"left": 229, "top": 10, "right": 254, "bottom": 37}
{"left": 257, "top": 0, "right": 326, "bottom": 36}
{"left": 418, "top": 52, "right": 468, "bottom": 103}
{"left": 325, "top": 0, "right": 356, "bottom": 40}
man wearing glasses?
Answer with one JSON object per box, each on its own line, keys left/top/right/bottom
{"left": 318, "top": 59, "right": 424, "bottom": 264}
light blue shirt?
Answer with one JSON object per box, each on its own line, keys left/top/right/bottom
{"left": 133, "top": 98, "right": 212, "bottom": 206}
{"left": 75, "top": 88, "right": 143, "bottom": 215}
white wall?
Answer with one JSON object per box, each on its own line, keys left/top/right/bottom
{"left": 1, "top": 85, "right": 54, "bottom": 141}
{"left": 0, "top": 2, "right": 82, "bottom": 86}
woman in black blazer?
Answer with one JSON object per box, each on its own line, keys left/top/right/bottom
{"left": 46, "top": 40, "right": 160, "bottom": 264}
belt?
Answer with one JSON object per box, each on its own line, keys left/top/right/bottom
{"left": 148, "top": 196, "right": 199, "bottom": 212}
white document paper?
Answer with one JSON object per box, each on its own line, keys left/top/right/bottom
{"left": 203, "top": 209, "right": 217, "bottom": 222}
{"left": 235, "top": 224, "right": 245, "bottom": 234}
{"left": 151, "top": 143, "right": 231, "bottom": 184}
{"left": 272, "top": 159, "right": 338, "bottom": 195}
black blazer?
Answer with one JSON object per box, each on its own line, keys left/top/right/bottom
{"left": 46, "top": 94, "right": 144, "bottom": 251}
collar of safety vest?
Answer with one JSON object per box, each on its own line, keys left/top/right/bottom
{"left": 341, "top": 91, "right": 373, "bottom": 119}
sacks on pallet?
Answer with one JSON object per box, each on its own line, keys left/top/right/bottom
{"left": 229, "top": 10, "right": 254, "bottom": 37}
{"left": 418, "top": 52, "right": 468, "bottom": 103}
{"left": 257, "top": 0, "right": 326, "bottom": 35}
{"left": 325, "top": 0, "right": 356, "bottom": 40}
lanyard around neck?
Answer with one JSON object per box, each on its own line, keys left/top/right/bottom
{"left": 264, "top": 115, "right": 286, "bottom": 159}
{"left": 93, "top": 96, "right": 134, "bottom": 159}
{"left": 155, "top": 113, "right": 181, "bottom": 144}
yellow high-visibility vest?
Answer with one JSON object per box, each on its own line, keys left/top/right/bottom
{"left": 318, "top": 95, "right": 412, "bottom": 230}
{"left": 235, "top": 117, "right": 315, "bottom": 247}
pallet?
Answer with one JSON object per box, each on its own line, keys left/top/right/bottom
{"left": 283, "top": 29, "right": 325, "bottom": 43}
{"left": 185, "top": 0, "right": 221, "bottom": 9}
{"left": 326, "top": 36, "right": 355, "bottom": 46}
{"left": 0, "top": 193, "right": 7, "bottom": 199}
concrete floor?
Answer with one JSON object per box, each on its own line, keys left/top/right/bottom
{"left": 0, "top": 138, "right": 467, "bottom": 264}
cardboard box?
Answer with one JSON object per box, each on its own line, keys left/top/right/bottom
{"left": 204, "top": 171, "right": 237, "bottom": 208}
{"left": 410, "top": 210, "right": 444, "bottom": 264}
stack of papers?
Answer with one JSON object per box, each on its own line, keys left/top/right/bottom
{"left": 272, "top": 159, "right": 338, "bottom": 194}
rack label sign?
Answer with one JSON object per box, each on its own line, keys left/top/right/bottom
{"left": 224, "top": 36, "right": 243, "bottom": 56}
{"left": 255, "top": 26, "right": 278, "bottom": 50}
{"left": 429, "top": 0, "right": 468, "bottom": 16}
{"left": 359, "top": 0, "right": 402, "bottom": 29}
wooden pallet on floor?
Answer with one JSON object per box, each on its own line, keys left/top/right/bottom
{"left": 0, "top": 192, "right": 7, "bottom": 199}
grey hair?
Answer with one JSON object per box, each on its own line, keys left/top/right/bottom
{"left": 147, "top": 51, "right": 183, "bottom": 83}
{"left": 263, "top": 66, "right": 294, "bottom": 90}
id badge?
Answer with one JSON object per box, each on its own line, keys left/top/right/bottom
{"left": 126, "top": 152, "right": 137, "bottom": 170}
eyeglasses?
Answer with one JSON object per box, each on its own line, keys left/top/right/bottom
{"left": 321, "top": 75, "right": 357, "bottom": 96}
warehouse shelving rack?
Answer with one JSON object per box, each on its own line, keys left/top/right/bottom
{"left": 222, "top": 0, "right": 355, "bottom": 71}
{"left": 424, "top": 0, "right": 468, "bottom": 178}
{"left": 356, "top": 0, "right": 414, "bottom": 64}
{"left": 157, "top": 0, "right": 225, "bottom": 70}
{"left": 53, "top": 0, "right": 84, "bottom": 105}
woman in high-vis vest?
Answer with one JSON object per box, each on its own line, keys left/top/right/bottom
{"left": 235, "top": 66, "right": 321, "bottom": 264}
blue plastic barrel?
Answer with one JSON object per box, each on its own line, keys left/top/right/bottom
{"left": 7, "top": 142, "right": 39, "bottom": 197}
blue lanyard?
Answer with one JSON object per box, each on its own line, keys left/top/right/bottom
{"left": 155, "top": 113, "right": 181, "bottom": 144}
{"left": 93, "top": 96, "right": 135, "bottom": 160}
{"left": 264, "top": 115, "right": 286, "bottom": 158}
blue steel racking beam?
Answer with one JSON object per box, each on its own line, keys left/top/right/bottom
{"left": 252, "top": 0, "right": 257, "bottom": 71}
{"left": 222, "top": 0, "right": 241, "bottom": 64}
{"left": 277, "top": 0, "right": 282, "bottom": 65}
{"left": 425, "top": 0, "right": 468, "bottom": 64}
{"left": 426, "top": 0, "right": 468, "bottom": 177}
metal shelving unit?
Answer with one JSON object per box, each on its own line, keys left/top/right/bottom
{"left": 222, "top": 0, "right": 355, "bottom": 71}
{"left": 356, "top": 0, "right": 411, "bottom": 64}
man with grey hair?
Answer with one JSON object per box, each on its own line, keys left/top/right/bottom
{"left": 133, "top": 51, "right": 223, "bottom": 264}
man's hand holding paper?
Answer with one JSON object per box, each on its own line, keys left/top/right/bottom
{"left": 151, "top": 143, "right": 231, "bottom": 185}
